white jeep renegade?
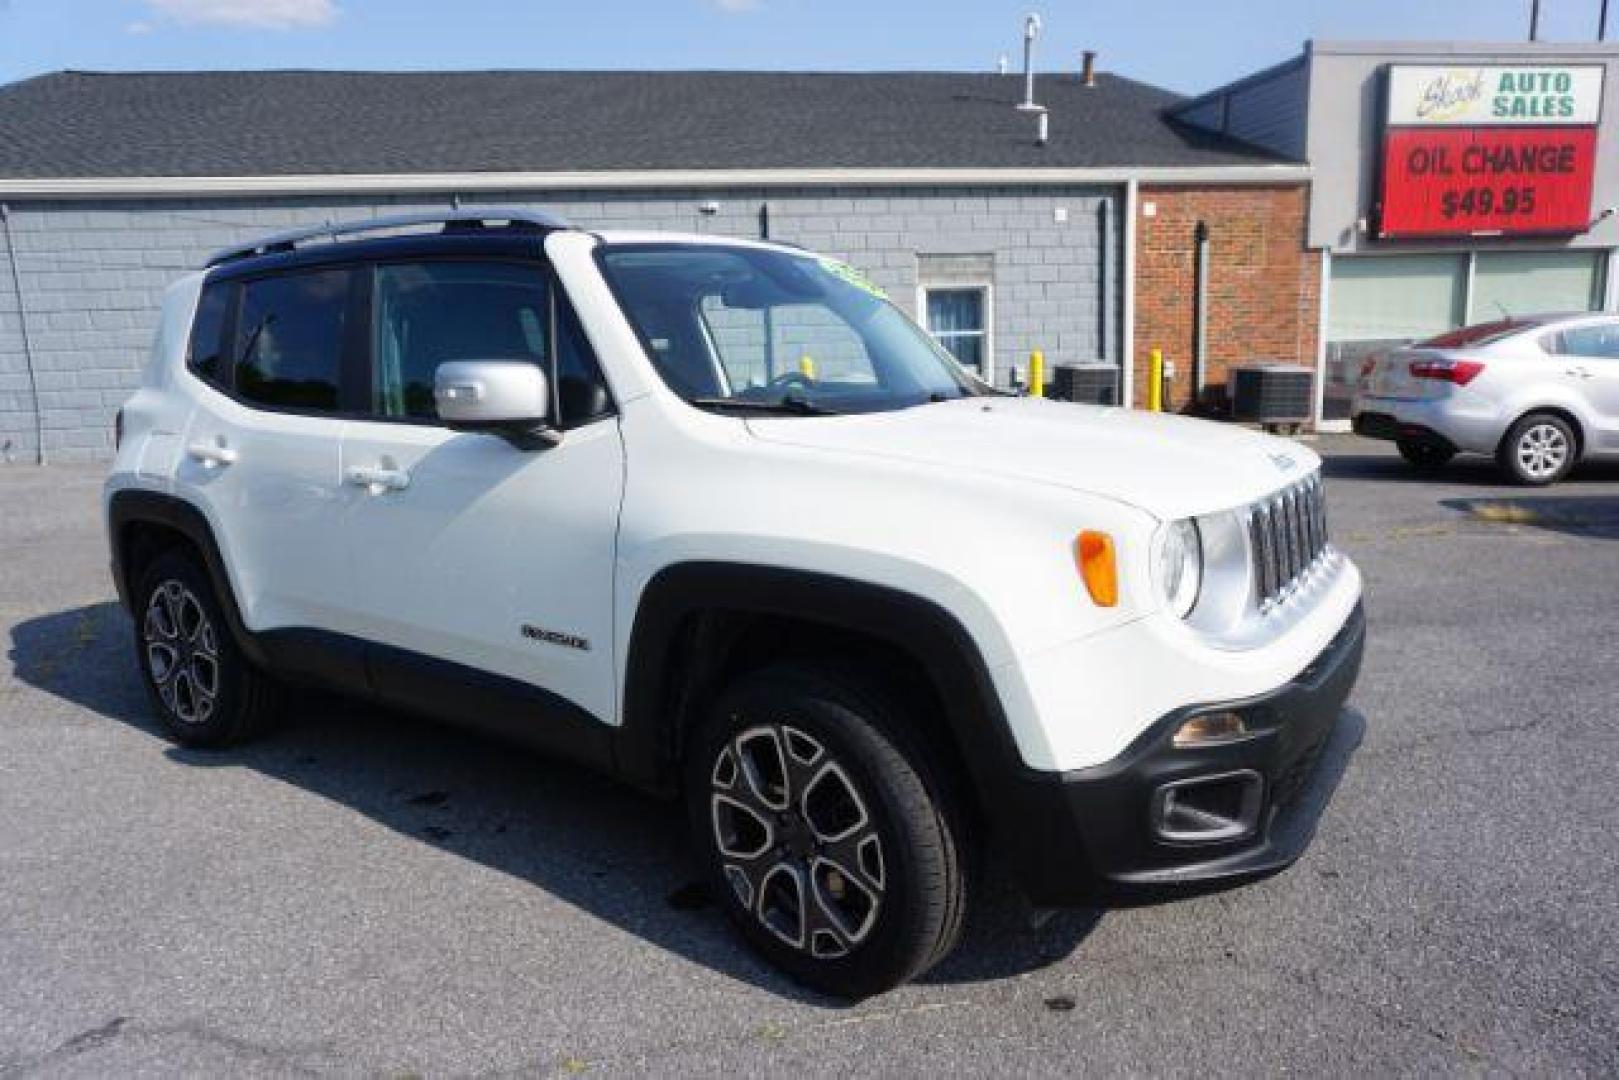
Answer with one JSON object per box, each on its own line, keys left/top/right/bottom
{"left": 106, "top": 209, "right": 1364, "bottom": 997}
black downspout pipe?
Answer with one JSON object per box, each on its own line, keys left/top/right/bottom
{"left": 1193, "top": 219, "right": 1210, "bottom": 411}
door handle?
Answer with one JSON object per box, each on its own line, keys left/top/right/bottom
{"left": 185, "top": 441, "right": 238, "bottom": 468}
{"left": 345, "top": 465, "right": 411, "bottom": 493}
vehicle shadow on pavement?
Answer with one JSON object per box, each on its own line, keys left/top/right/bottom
{"left": 10, "top": 602, "right": 1102, "bottom": 1003}
{"left": 1322, "top": 453, "right": 1619, "bottom": 487}
{"left": 1438, "top": 496, "right": 1619, "bottom": 541}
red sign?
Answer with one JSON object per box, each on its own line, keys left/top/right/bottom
{"left": 1379, "top": 126, "right": 1597, "bottom": 238}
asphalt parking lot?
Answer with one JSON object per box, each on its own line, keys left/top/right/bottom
{"left": 2, "top": 435, "right": 1616, "bottom": 1077}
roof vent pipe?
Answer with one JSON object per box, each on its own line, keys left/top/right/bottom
{"left": 1017, "top": 13, "right": 1045, "bottom": 112}
{"left": 1082, "top": 50, "right": 1097, "bottom": 87}
{"left": 1036, "top": 110, "right": 1049, "bottom": 145}
{"left": 998, "top": 54, "right": 1009, "bottom": 75}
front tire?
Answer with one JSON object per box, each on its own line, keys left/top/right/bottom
{"left": 1396, "top": 439, "right": 1454, "bottom": 472}
{"left": 1498, "top": 412, "right": 1576, "bottom": 486}
{"left": 686, "top": 664, "right": 969, "bottom": 998}
{"left": 134, "top": 549, "right": 281, "bottom": 748}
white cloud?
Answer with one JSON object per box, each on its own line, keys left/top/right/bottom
{"left": 146, "top": 0, "right": 339, "bottom": 30}
{"left": 711, "top": 0, "right": 759, "bottom": 11}
{"left": 125, "top": 20, "right": 154, "bottom": 34}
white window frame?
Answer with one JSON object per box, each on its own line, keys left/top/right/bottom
{"left": 917, "top": 282, "right": 995, "bottom": 384}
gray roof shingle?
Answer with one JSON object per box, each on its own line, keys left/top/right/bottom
{"left": 0, "top": 69, "right": 1294, "bottom": 179}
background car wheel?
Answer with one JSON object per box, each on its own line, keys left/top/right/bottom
{"left": 134, "top": 548, "right": 281, "bottom": 748}
{"left": 687, "top": 663, "right": 969, "bottom": 998}
{"left": 1498, "top": 413, "right": 1576, "bottom": 486}
{"left": 1396, "top": 440, "right": 1454, "bottom": 472}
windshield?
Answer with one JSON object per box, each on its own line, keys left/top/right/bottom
{"left": 597, "top": 244, "right": 986, "bottom": 414}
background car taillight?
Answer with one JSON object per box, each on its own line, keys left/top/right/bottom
{"left": 114, "top": 408, "right": 124, "bottom": 451}
{"left": 1408, "top": 358, "right": 1485, "bottom": 386}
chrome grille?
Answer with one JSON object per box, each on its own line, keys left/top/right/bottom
{"left": 1248, "top": 474, "right": 1329, "bottom": 610}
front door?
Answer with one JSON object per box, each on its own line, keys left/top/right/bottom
{"left": 338, "top": 258, "right": 624, "bottom": 726}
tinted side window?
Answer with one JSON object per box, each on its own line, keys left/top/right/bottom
{"left": 373, "top": 262, "right": 549, "bottom": 420}
{"left": 1553, "top": 324, "right": 1619, "bottom": 359}
{"left": 187, "top": 282, "right": 233, "bottom": 386}
{"left": 235, "top": 269, "right": 351, "bottom": 412}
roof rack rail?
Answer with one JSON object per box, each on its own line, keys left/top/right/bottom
{"left": 205, "top": 206, "right": 572, "bottom": 267}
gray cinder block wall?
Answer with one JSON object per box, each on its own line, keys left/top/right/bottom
{"left": 0, "top": 185, "right": 1122, "bottom": 463}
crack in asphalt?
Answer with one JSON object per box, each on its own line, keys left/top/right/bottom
{"left": 0, "top": 1016, "right": 342, "bottom": 1078}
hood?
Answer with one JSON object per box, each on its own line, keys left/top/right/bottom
{"left": 745, "top": 396, "right": 1317, "bottom": 520}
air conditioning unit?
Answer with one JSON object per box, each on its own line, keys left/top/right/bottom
{"left": 1230, "top": 364, "right": 1313, "bottom": 428}
{"left": 1051, "top": 362, "right": 1118, "bottom": 406}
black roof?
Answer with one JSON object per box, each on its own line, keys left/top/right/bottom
{"left": 0, "top": 69, "right": 1294, "bottom": 179}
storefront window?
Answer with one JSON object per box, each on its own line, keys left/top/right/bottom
{"left": 1329, "top": 254, "right": 1467, "bottom": 344}
{"left": 1325, "top": 254, "right": 1467, "bottom": 420}
{"left": 1469, "top": 251, "right": 1605, "bottom": 322}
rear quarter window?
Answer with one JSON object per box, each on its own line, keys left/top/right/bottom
{"left": 186, "top": 282, "right": 234, "bottom": 387}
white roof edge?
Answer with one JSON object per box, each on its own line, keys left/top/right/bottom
{"left": 0, "top": 165, "right": 1311, "bottom": 199}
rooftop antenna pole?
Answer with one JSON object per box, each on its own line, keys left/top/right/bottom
{"left": 1018, "top": 13, "right": 1044, "bottom": 111}
{"left": 1529, "top": 0, "right": 1541, "bottom": 40}
{"left": 1601, "top": 0, "right": 1610, "bottom": 40}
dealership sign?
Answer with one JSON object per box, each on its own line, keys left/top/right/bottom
{"left": 1378, "top": 65, "right": 1605, "bottom": 238}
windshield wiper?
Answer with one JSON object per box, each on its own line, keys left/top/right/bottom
{"left": 687, "top": 397, "right": 841, "bottom": 416}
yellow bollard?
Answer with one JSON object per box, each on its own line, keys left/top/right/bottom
{"left": 1148, "top": 348, "right": 1164, "bottom": 412}
{"left": 799, "top": 353, "right": 817, "bottom": 380}
{"left": 1029, "top": 350, "right": 1045, "bottom": 399}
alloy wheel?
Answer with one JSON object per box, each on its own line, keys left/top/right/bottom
{"left": 710, "top": 724, "right": 887, "bottom": 960}
{"left": 143, "top": 580, "right": 220, "bottom": 724}
{"left": 1516, "top": 423, "right": 1569, "bottom": 480}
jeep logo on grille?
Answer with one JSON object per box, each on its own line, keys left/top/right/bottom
{"left": 1269, "top": 452, "right": 1297, "bottom": 472}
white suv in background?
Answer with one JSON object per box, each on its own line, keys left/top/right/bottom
{"left": 106, "top": 210, "right": 1364, "bottom": 997}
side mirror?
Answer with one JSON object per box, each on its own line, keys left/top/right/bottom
{"left": 434, "top": 361, "right": 559, "bottom": 447}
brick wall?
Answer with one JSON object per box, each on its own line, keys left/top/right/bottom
{"left": 0, "top": 185, "right": 1122, "bottom": 463}
{"left": 1132, "top": 185, "right": 1319, "bottom": 416}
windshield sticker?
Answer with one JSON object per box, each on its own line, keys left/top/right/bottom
{"left": 817, "top": 258, "right": 888, "bottom": 301}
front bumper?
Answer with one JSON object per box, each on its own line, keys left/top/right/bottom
{"left": 998, "top": 601, "right": 1365, "bottom": 905}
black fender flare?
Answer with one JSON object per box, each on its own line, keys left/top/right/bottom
{"left": 616, "top": 562, "right": 1036, "bottom": 830}
{"left": 106, "top": 488, "right": 272, "bottom": 670}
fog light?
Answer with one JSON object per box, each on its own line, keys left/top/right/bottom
{"left": 1172, "top": 710, "right": 1247, "bottom": 747}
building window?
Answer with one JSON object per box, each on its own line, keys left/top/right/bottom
{"left": 1469, "top": 250, "right": 1606, "bottom": 322}
{"left": 922, "top": 287, "right": 990, "bottom": 376}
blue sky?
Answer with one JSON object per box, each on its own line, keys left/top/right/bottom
{"left": 0, "top": 0, "right": 1612, "bottom": 94}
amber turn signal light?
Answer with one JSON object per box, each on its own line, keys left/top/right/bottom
{"left": 1075, "top": 530, "right": 1118, "bottom": 607}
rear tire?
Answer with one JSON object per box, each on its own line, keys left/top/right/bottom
{"left": 133, "top": 548, "right": 281, "bottom": 748}
{"left": 1497, "top": 412, "right": 1576, "bottom": 486}
{"left": 686, "top": 663, "right": 969, "bottom": 998}
{"left": 1396, "top": 439, "right": 1454, "bottom": 472}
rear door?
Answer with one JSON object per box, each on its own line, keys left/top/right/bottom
{"left": 337, "top": 257, "right": 624, "bottom": 725}
{"left": 174, "top": 266, "right": 361, "bottom": 647}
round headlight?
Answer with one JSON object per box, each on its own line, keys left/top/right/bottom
{"left": 1155, "top": 519, "right": 1203, "bottom": 619}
